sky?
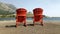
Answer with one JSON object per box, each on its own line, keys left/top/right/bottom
{"left": 0, "top": 0, "right": 60, "bottom": 17}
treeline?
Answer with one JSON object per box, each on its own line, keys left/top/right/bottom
{"left": 0, "top": 9, "right": 15, "bottom": 18}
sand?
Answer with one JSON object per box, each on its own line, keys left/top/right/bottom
{"left": 0, "top": 20, "right": 60, "bottom": 34}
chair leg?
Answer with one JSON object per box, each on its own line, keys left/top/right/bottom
{"left": 16, "top": 22, "right": 18, "bottom": 27}
{"left": 40, "top": 19, "right": 43, "bottom": 26}
{"left": 16, "top": 19, "right": 18, "bottom": 27}
{"left": 24, "top": 20, "right": 27, "bottom": 27}
{"left": 33, "top": 20, "right": 35, "bottom": 26}
{"left": 41, "top": 22, "right": 43, "bottom": 26}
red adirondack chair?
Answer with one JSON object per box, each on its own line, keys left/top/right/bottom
{"left": 33, "top": 8, "right": 43, "bottom": 26}
{"left": 16, "top": 8, "right": 27, "bottom": 27}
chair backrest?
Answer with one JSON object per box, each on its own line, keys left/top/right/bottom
{"left": 16, "top": 8, "right": 27, "bottom": 16}
{"left": 33, "top": 8, "right": 43, "bottom": 16}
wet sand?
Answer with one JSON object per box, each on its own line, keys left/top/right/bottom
{"left": 0, "top": 21, "right": 60, "bottom": 34}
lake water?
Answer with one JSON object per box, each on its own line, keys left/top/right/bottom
{"left": 0, "top": 17, "right": 60, "bottom": 21}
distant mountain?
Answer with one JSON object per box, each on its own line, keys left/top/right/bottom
{"left": 0, "top": 2, "right": 16, "bottom": 15}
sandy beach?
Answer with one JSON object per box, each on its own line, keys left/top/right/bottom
{"left": 0, "top": 20, "right": 60, "bottom": 34}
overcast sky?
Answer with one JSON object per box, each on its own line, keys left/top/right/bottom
{"left": 0, "top": 0, "right": 60, "bottom": 17}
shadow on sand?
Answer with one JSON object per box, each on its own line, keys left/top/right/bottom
{"left": 5, "top": 24, "right": 43, "bottom": 28}
{"left": 5, "top": 25, "right": 16, "bottom": 28}
{"left": 5, "top": 24, "right": 34, "bottom": 28}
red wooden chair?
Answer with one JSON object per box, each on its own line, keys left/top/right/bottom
{"left": 16, "top": 8, "right": 27, "bottom": 27}
{"left": 33, "top": 8, "right": 43, "bottom": 26}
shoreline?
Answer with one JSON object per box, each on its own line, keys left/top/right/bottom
{"left": 0, "top": 20, "right": 60, "bottom": 23}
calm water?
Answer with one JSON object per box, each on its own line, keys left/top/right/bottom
{"left": 0, "top": 17, "right": 60, "bottom": 21}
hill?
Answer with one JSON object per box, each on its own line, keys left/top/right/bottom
{"left": 0, "top": 2, "right": 16, "bottom": 15}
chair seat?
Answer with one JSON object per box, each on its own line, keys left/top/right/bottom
{"left": 17, "top": 16, "right": 26, "bottom": 22}
{"left": 17, "top": 14, "right": 26, "bottom": 16}
{"left": 34, "top": 15, "right": 43, "bottom": 21}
